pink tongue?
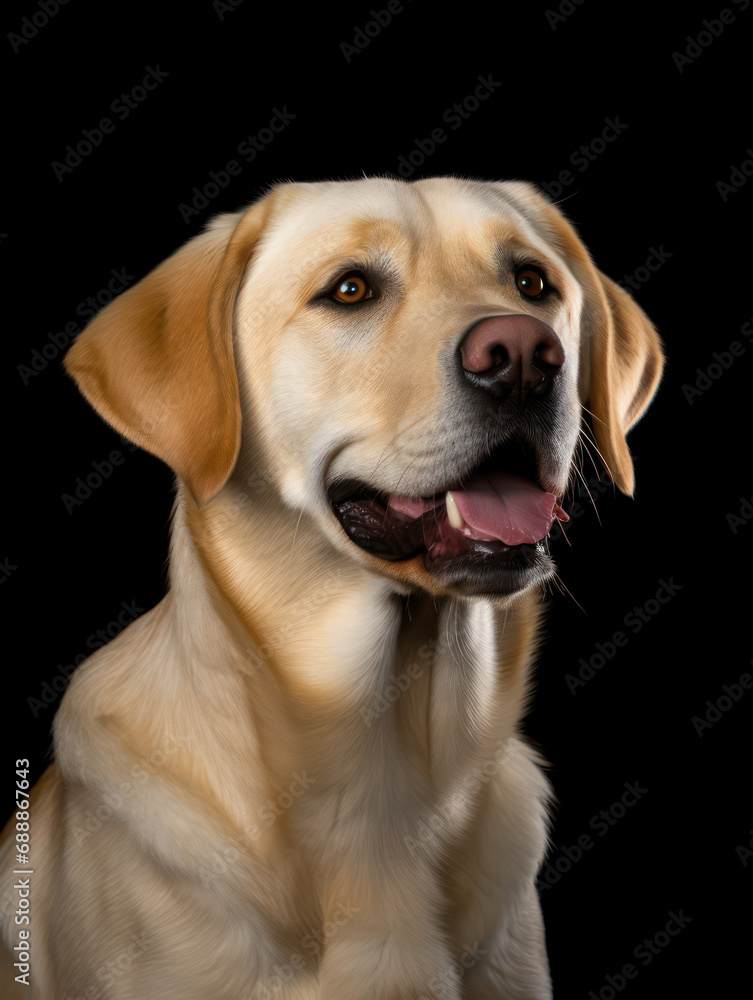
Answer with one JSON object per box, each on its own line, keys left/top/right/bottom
{"left": 452, "top": 473, "right": 568, "bottom": 545}
{"left": 389, "top": 474, "right": 568, "bottom": 545}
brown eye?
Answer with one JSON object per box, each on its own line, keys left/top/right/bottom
{"left": 331, "top": 272, "right": 373, "bottom": 304}
{"left": 516, "top": 267, "right": 546, "bottom": 298}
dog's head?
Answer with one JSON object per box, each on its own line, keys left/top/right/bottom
{"left": 64, "top": 177, "right": 663, "bottom": 600}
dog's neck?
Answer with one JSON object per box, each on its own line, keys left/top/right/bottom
{"left": 174, "top": 476, "right": 543, "bottom": 789}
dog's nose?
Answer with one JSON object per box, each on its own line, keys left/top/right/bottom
{"left": 459, "top": 315, "right": 565, "bottom": 400}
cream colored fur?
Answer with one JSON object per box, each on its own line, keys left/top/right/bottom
{"left": 0, "top": 177, "right": 662, "bottom": 999}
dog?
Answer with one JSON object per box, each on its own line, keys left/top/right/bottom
{"left": 1, "top": 176, "right": 663, "bottom": 999}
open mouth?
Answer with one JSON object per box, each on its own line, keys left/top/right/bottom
{"left": 328, "top": 438, "right": 569, "bottom": 589}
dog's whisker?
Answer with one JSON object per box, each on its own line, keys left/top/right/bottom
{"left": 551, "top": 570, "right": 588, "bottom": 616}
{"left": 579, "top": 402, "right": 609, "bottom": 427}
{"left": 553, "top": 517, "right": 571, "bottom": 549}
{"left": 577, "top": 420, "right": 613, "bottom": 483}
{"left": 570, "top": 456, "right": 601, "bottom": 526}
{"left": 577, "top": 427, "right": 603, "bottom": 479}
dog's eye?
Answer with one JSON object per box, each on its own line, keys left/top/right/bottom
{"left": 516, "top": 267, "right": 547, "bottom": 298}
{"left": 330, "top": 271, "right": 374, "bottom": 304}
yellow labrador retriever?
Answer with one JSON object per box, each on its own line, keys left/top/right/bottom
{"left": 1, "top": 177, "right": 663, "bottom": 999}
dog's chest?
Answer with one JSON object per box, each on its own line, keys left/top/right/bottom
{"left": 282, "top": 596, "right": 521, "bottom": 874}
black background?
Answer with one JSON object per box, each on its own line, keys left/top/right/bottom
{"left": 3, "top": 1, "right": 751, "bottom": 996}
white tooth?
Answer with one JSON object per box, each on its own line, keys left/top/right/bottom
{"left": 445, "top": 491, "right": 465, "bottom": 530}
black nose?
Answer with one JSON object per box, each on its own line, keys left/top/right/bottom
{"left": 459, "top": 315, "right": 565, "bottom": 401}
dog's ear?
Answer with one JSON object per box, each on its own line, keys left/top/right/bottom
{"left": 583, "top": 271, "right": 664, "bottom": 496}
{"left": 63, "top": 195, "right": 274, "bottom": 504}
